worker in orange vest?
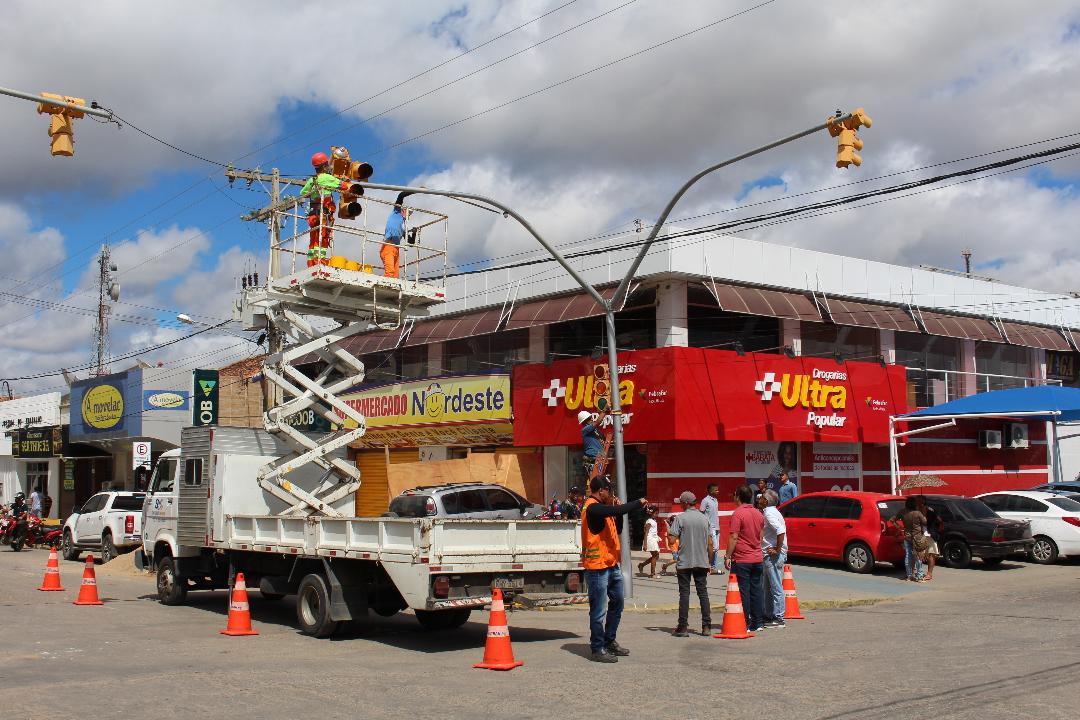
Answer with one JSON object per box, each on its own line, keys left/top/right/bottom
{"left": 581, "top": 475, "right": 649, "bottom": 663}
{"left": 300, "top": 152, "right": 351, "bottom": 267}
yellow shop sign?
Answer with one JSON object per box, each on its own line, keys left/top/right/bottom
{"left": 82, "top": 384, "right": 124, "bottom": 429}
{"left": 338, "top": 375, "right": 511, "bottom": 429}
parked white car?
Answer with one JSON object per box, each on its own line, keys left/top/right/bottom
{"left": 976, "top": 490, "right": 1080, "bottom": 564}
{"left": 61, "top": 491, "right": 146, "bottom": 563}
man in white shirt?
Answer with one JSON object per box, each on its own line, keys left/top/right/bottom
{"left": 758, "top": 489, "right": 788, "bottom": 628}
{"left": 699, "top": 484, "right": 722, "bottom": 574}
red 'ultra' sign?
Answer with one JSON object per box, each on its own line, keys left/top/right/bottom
{"left": 511, "top": 347, "right": 909, "bottom": 446}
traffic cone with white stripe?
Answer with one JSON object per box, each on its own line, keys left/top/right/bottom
{"left": 782, "top": 564, "right": 805, "bottom": 620}
{"left": 38, "top": 547, "right": 65, "bottom": 592}
{"left": 220, "top": 572, "right": 259, "bottom": 636}
{"left": 473, "top": 588, "right": 523, "bottom": 670}
{"left": 713, "top": 574, "right": 754, "bottom": 639}
{"left": 73, "top": 554, "right": 104, "bottom": 605}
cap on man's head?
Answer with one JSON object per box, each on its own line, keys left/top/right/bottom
{"left": 678, "top": 490, "right": 696, "bottom": 505}
{"left": 589, "top": 475, "right": 613, "bottom": 493}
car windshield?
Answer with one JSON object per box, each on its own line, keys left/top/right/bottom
{"left": 112, "top": 495, "right": 146, "bottom": 511}
{"left": 951, "top": 498, "right": 997, "bottom": 520}
{"left": 389, "top": 495, "right": 432, "bottom": 518}
{"left": 1047, "top": 497, "right": 1080, "bottom": 512}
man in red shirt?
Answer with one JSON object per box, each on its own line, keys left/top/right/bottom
{"left": 724, "top": 484, "right": 765, "bottom": 632}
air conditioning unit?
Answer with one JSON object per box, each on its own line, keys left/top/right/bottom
{"left": 978, "top": 429, "right": 1002, "bottom": 450}
{"left": 1004, "top": 423, "right": 1029, "bottom": 449}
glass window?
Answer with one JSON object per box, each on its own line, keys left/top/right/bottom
{"left": 925, "top": 500, "right": 955, "bottom": 521}
{"left": 389, "top": 495, "right": 432, "bottom": 518}
{"left": 979, "top": 494, "right": 1008, "bottom": 511}
{"left": 800, "top": 323, "right": 877, "bottom": 361}
{"left": 184, "top": 458, "right": 203, "bottom": 487}
{"left": 975, "top": 342, "right": 1032, "bottom": 386}
{"left": 953, "top": 498, "right": 996, "bottom": 520}
{"left": 400, "top": 345, "right": 427, "bottom": 380}
{"left": 444, "top": 329, "right": 529, "bottom": 374}
{"left": 484, "top": 488, "right": 521, "bottom": 511}
{"left": 547, "top": 298, "right": 656, "bottom": 361}
{"left": 1047, "top": 497, "right": 1080, "bottom": 512}
{"left": 151, "top": 459, "right": 176, "bottom": 494}
{"left": 896, "top": 332, "right": 962, "bottom": 406}
{"left": 81, "top": 494, "right": 107, "bottom": 513}
{"left": 442, "top": 489, "right": 488, "bottom": 514}
{"left": 780, "top": 495, "right": 827, "bottom": 518}
{"left": 877, "top": 500, "right": 905, "bottom": 520}
{"left": 1013, "top": 496, "right": 1047, "bottom": 513}
{"left": 687, "top": 288, "right": 780, "bottom": 352}
{"left": 112, "top": 495, "right": 146, "bottom": 511}
{"left": 822, "top": 497, "right": 862, "bottom": 520}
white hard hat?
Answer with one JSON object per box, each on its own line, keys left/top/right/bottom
{"left": 577, "top": 410, "right": 592, "bottom": 424}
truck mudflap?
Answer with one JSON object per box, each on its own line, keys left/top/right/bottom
{"left": 513, "top": 593, "right": 590, "bottom": 609}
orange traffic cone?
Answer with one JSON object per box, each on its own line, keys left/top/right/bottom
{"left": 220, "top": 573, "right": 259, "bottom": 636}
{"left": 38, "top": 547, "right": 65, "bottom": 592}
{"left": 473, "top": 588, "right": 523, "bottom": 671}
{"left": 73, "top": 554, "right": 104, "bottom": 605}
{"left": 782, "top": 564, "right": 805, "bottom": 620}
{"left": 713, "top": 574, "right": 754, "bottom": 639}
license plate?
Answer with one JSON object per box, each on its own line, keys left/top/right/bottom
{"left": 492, "top": 577, "right": 524, "bottom": 590}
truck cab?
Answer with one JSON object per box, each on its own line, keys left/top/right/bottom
{"left": 139, "top": 448, "right": 182, "bottom": 570}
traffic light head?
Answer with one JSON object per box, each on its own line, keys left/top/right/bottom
{"left": 348, "top": 161, "right": 373, "bottom": 182}
{"left": 593, "top": 364, "right": 612, "bottom": 411}
{"left": 37, "top": 93, "right": 85, "bottom": 157}
{"left": 337, "top": 180, "right": 365, "bottom": 220}
{"left": 830, "top": 107, "right": 872, "bottom": 169}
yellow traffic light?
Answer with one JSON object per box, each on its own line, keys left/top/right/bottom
{"left": 338, "top": 182, "right": 363, "bottom": 220}
{"left": 828, "top": 107, "right": 872, "bottom": 169}
{"left": 36, "top": 92, "right": 86, "bottom": 157}
{"left": 593, "top": 363, "right": 612, "bottom": 412}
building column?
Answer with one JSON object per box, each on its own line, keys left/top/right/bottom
{"left": 655, "top": 279, "right": 688, "bottom": 347}
{"left": 1030, "top": 348, "right": 1047, "bottom": 383}
{"left": 781, "top": 319, "right": 801, "bottom": 356}
{"left": 959, "top": 339, "right": 978, "bottom": 396}
{"left": 527, "top": 324, "right": 547, "bottom": 362}
{"left": 878, "top": 329, "right": 896, "bottom": 364}
{"left": 427, "top": 341, "right": 443, "bottom": 376}
{"left": 543, "top": 446, "right": 568, "bottom": 502}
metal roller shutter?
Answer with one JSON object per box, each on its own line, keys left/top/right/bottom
{"left": 353, "top": 449, "right": 417, "bottom": 517}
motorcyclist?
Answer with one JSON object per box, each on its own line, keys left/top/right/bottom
{"left": 9, "top": 492, "right": 29, "bottom": 548}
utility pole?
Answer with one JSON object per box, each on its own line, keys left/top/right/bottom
{"left": 92, "top": 245, "right": 119, "bottom": 376}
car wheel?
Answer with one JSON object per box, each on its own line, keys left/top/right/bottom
{"left": 414, "top": 608, "right": 472, "bottom": 631}
{"left": 942, "top": 539, "right": 972, "bottom": 569}
{"left": 156, "top": 556, "right": 188, "bottom": 605}
{"left": 844, "top": 541, "right": 875, "bottom": 574}
{"left": 296, "top": 573, "right": 340, "bottom": 638}
{"left": 1028, "top": 536, "right": 1059, "bottom": 564}
{"left": 61, "top": 530, "right": 80, "bottom": 561}
{"left": 101, "top": 532, "right": 118, "bottom": 563}
{"left": 981, "top": 557, "right": 1005, "bottom": 567}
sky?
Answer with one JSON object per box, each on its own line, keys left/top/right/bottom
{"left": 1, "top": 0, "right": 1079, "bottom": 394}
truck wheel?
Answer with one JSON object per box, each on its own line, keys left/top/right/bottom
{"left": 156, "top": 556, "right": 188, "bottom": 606}
{"left": 101, "top": 532, "right": 117, "bottom": 563}
{"left": 942, "top": 539, "right": 972, "bottom": 569}
{"left": 415, "top": 608, "right": 472, "bottom": 631}
{"left": 297, "top": 573, "right": 339, "bottom": 638}
{"left": 61, "top": 530, "right": 80, "bottom": 561}
{"left": 1029, "top": 536, "right": 1058, "bottom": 564}
{"left": 843, "top": 541, "right": 874, "bottom": 574}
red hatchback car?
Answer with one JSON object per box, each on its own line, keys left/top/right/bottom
{"left": 778, "top": 491, "right": 907, "bottom": 573}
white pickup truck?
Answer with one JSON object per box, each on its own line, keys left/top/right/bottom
{"left": 140, "top": 427, "right": 587, "bottom": 637}
{"left": 61, "top": 491, "right": 145, "bottom": 563}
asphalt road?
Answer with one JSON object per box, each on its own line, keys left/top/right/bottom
{"left": 1, "top": 548, "right": 1077, "bottom": 719}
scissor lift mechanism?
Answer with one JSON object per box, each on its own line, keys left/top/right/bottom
{"left": 239, "top": 202, "right": 447, "bottom": 517}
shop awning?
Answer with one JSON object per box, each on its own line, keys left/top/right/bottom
{"left": 504, "top": 286, "right": 620, "bottom": 331}
{"left": 900, "top": 385, "right": 1080, "bottom": 422}
{"left": 824, "top": 297, "right": 920, "bottom": 332}
{"left": 402, "top": 308, "right": 502, "bottom": 347}
{"left": 918, "top": 311, "right": 1003, "bottom": 342}
{"left": 999, "top": 321, "right": 1072, "bottom": 352}
{"left": 709, "top": 283, "right": 821, "bottom": 322}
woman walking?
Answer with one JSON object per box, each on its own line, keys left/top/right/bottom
{"left": 637, "top": 507, "right": 661, "bottom": 578}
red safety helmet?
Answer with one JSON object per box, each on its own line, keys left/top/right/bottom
{"left": 310, "top": 152, "right": 329, "bottom": 168}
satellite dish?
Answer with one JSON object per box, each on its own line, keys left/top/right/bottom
{"left": 109, "top": 282, "right": 120, "bottom": 301}
{"left": 109, "top": 262, "right": 117, "bottom": 272}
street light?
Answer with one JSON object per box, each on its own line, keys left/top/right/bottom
{"left": 176, "top": 314, "right": 265, "bottom": 346}
{"left": 350, "top": 110, "right": 866, "bottom": 597}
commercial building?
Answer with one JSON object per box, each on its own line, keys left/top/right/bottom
{"left": 0, "top": 393, "right": 63, "bottom": 515}
{"left": 305, "top": 231, "right": 1080, "bottom": 526}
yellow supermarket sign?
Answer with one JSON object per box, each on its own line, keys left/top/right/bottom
{"left": 338, "top": 375, "right": 510, "bottom": 429}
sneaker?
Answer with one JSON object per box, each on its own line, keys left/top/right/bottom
{"left": 748, "top": 625, "right": 766, "bottom": 632}
{"left": 672, "top": 625, "right": 690, "bottom": 637}
{"left": 700, "top": 624, "right": 712, "bottom": 636}
{"left": 765, "top": 620, "right": 786, "bottom": 629}
{"left": 590, "top": 649, "right": 618, "bottom": 663}
{"left": 605, "top": 641, "right": 630, "bottom": 656}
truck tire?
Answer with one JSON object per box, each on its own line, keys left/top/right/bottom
{"left": 156, "top": 556, "right": 188, "bottom": 606}
{"left": 101, "top": 532, "right": 118, "bottom": 564}
{"left": 61, "top": 530, "right": 80, "bottom": 561}
{"left": 415, "top": 608, "right": 472, "bottom": 631}
{"left": 297, "top": 573, "right": 340, "bottom": 638}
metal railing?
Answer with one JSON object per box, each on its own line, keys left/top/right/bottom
{"left": 906, "top": 367, "right": 1062, "bottom": 407}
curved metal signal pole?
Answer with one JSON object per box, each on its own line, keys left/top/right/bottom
{"left": 352, "top": 111, "right": 854, "bottom": 597}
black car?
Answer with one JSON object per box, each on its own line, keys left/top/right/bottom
{"left": 921, "top": 495, "right": 1033, "bottom": 569}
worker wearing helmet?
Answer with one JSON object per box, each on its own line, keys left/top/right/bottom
{"left": 382, "top": 191, "right": 414, "bottom": 279}
{"left": 579, "top": 409, "right": 609, "bottom": 478}
{"left": 300, "top": 152, "right": 350, "bottom": 268}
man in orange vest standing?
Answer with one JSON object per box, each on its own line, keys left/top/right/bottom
{"left": 582, "top": 475, "right": 649, "bottom": 663}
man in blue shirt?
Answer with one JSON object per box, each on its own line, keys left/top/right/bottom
{"left": 383, "top": 204, "right": 406, "bottom": 278}
{"left": 578, "top": 409, "right": 609, "bottom": 477}
{"left": 699, "top": 484, "right": 722, "bottom": 573}
{"left": 778, "top": 472, "right": 798, "bottom": 505}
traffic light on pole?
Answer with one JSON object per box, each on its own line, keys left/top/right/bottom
{"left": 36, "top": 92, "right": 86, "bottom": 157}
{"left": 828, "top": 107, "right": 872, "bottom": 169}
{"left": 593, "top": 363, "right": 612, "bottom": 412}
{"left": 337, "top": 159, "right": 373, "bottom": 220}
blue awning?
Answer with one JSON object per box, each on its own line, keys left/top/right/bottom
{"left": 901, "top": 385, "right": 1080, "bottom": 423}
